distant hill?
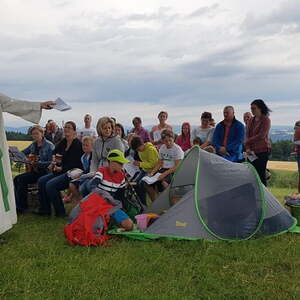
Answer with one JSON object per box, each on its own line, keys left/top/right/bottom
{"left": 5, "top": 125, "right": 294, "bottom": 142}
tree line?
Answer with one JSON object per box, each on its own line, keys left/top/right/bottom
{"left": 5, "top": 131, "right": 31, "bottom": 141}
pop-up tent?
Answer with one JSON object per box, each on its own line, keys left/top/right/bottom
{"left": 112, "top": 146, "right": 297, "bottom": 241}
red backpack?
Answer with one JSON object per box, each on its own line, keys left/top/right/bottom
{"left": 64, "top": 193, "right": 114, "bottom": 246}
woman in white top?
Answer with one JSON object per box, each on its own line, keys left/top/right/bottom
{"left": 191, "top": 112, "right": 214, "bottom": 149}
{"left": 150, "top": 111, "right": 173, "bottom": 149}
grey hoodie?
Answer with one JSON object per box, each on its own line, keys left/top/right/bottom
{"left": 90, "top": 135, "right": 125, "bottom": 172}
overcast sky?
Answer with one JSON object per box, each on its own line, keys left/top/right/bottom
{"left": 1, "top": 0, "right": 300, "bottom": 128}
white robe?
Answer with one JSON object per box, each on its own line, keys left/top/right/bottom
{"left": 0, "top": 92, "right": 42, "bottom": 235}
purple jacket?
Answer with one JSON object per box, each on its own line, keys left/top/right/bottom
{"left": 130, "top": 127, "right": 150, "bottom": 142}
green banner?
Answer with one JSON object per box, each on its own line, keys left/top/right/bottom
{"left": 0, "top": 148, "right": 10, "bottom": 212}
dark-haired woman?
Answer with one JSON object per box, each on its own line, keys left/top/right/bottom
{"left": 13, "top": 125, "right": 54, "bottom": 212}
{"left": 36, "top": 121, "right": 83, "bottom": 216}
{"left": 191, "top": 112, "right": 214, "bottom": 149}
{"left": 245, "top": 99, "right": 271, "bottom": 186}
{"left": 115, "top": 123, "right": 129, "bottom": 151}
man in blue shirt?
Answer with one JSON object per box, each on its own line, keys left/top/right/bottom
{"left": 212, "top": 106, "right": 245, "bottom": 162}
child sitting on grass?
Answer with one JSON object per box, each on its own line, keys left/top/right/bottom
{"left": 63, "top": 136, "right": 94, "bottom": 203}
{"left": 146, "top": 130, "right": 184, "bottom": 202}
{"left": 89, "top": 149, "right": 133, "bottom": 231}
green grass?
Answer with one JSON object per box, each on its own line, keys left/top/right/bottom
{"left": 1, "top": 170, "right": 300, "bottom": 299}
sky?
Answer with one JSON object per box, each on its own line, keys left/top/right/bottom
{"left": 1, "top": 0, "right": 300, "bottom": 128}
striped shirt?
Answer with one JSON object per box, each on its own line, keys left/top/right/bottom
{"left": 92, "top": 166, "right": 126, "bottom": 194}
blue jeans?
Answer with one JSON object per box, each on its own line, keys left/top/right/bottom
{"left": 37, "top": 172, "right": 70, "bottom": 215}
{"left": 79, "top": 178, "right": 93, "bottom": 198}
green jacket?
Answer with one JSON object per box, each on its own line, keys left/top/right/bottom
{"left": 138, "top": 143, "right": 159, "bottom": 172}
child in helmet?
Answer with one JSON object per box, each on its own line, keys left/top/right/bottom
{"left": 89, "top": 149, "right": 133, "bottom": 231}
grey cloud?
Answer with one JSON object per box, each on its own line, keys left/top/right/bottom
{"left": 188, "top": 4, "right": 220, "bottom": 18}
{"left": 1, "top": 4, "right": 300, "bottom": 115}
{"left": 242, "top": 0, "right": 300, "bottom": 35}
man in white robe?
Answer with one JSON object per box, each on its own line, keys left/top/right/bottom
{"left": 0, "top": 92, "right": 54, "bottom": 240}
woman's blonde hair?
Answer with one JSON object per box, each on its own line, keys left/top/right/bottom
{"left": 82, "top": 135, "right": 94, "bottom": 145}
{"left": 96, "top": 117, "right": 115, "bottom": 136}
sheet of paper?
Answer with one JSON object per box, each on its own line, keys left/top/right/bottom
{"left": 67, "top": 168, "right": 83, "bottom": 179}
{"left": 244, "top": 151, "right": 258, "bottom": 162}
{"left": 53, "top": 97, "right": 72, "bottom": 111}
{"left": 142, "top": 173, "right": 162, "bottom": 185}
{"left": 124, "top": 163, "right": 140, "bottom": 178}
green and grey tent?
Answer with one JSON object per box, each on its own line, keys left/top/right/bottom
{"left": 111, "top": 146, "right": 298, "bottom": 241}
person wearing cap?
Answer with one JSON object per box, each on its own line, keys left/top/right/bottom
{"left": 293, "top": 121, "right": 300, "bottom": 192}
{"left": 89, "top": 149, "right": 133, "bottom": 231}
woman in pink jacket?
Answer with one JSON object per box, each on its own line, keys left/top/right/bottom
{"left": 175, "top": 122, "right": 192, "bottom": 152}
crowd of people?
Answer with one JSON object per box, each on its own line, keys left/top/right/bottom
{"left": 13, "top": 98, "right": 292, "bottom": 231}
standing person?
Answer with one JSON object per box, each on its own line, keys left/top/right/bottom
{"left": 77, "top": 114, "right": 97, "bottom": 140}
{"left": 293, "top": 121, "right": 300, "bottom": 193}
{"left": 191, "top": 112, "right": 214, "bottom": 150}
{"left": 0, "top": 92, "right": 54, "bottom": 240}
{"left": 130, "top": 117, "right": 151, "bottom": 142}
{"left": 150, "top": 111, "right": 173, "bottom": 149}
{"left": 115, "top": 123, "right": 129, "bottom": 151}
{"left": 243, "top": 112, "right": 252, "bottom": 126}
{"left": 245, "top": 99, "right": 271, "bottom": 186}
{"left": 36, "top": 121, "right": 84, "bottom": 216}
{"left": 243, "top": 112, "right": 253, "bottom": 144}
{"left": 44, "top": 121, "right": 63, "bottom": 146}
{"left": 212, "top": 106, "right": 245, "bottom": 162}
{"left": 175, "top": 122, "right": 192, "bottom": 152}
{"left": 13, "top": 125, "right": 54, "bottom": 212}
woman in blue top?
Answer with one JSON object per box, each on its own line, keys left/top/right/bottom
{"left": 13, "top": 125, "right": 54, "bottom": 212}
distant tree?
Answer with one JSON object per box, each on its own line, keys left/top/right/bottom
{"left": 5, "top": 131, "right": 32, "bottom": 141}
{"left": 270, "top": 140, "right": 294, "bottom": 161}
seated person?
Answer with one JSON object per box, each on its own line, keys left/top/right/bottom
{"left": 130, "top": 136, "right": 159, "bottom": 204}
{"left": 13, "top": 125, "right": 54, "bottom": 213}
{"left": 192, "top": 137, "right": 202, "bottom": 146}
{"left": 63, "top": 136, "right": 94, "bottom": 203}
{"left": 89, "top": 149, "right": 133, "bottom": 231}
{"left": 212, "top": 106, "right": 244, "bottom": 162}
{"left": 36, "top": 121, "right": 84, "bottom": 217}
{"left": 146, "top": 130, "right": 184, "bottom": 202}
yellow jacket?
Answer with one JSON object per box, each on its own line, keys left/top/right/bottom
{"left": 138, "top": 142, "right": 159, "bottom": 172}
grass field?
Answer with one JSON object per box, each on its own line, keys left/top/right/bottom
{"left": 2, "top": 143, "right": 300, "bottom": 299}
{"left": 7, "top": 140, "right": 31, "bottom": 151}
{"left": 268, "top": 161, "right": 298, "bottom": 172}
{"left": 1, "top": 185, "right": 300, "bottom": 299}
